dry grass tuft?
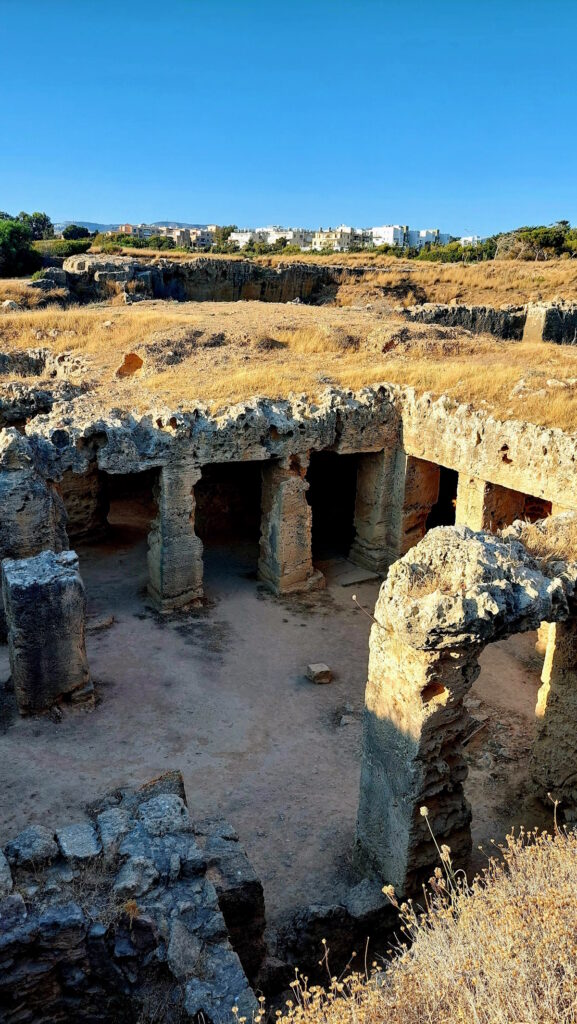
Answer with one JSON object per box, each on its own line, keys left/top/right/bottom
{"left": 0, "top": 279, "right": 66, "bottom": 309}
{"left": 270, "top": 828, "right": 577, "bottom": 1024}
{"left": 517, "top": 514, "right": 577, "bottom": 567}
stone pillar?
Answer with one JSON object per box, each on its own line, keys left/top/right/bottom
{"left": 0, "top": 430, "right": 68, "bottom": 640}
{"left": 354, "top": 624, "right": 478, "bottom": 894}
{"left": 399, "top": 456, "right": 440, "bottom": 556}
{"left": 147, "top": 464, "right": 204, "bottom": 611}
{"left": 531, "top": 617, "right": 577, "bottom": 816}
{"left": 455, "top": 477, "right": 526, "bottom": 532}
{"left": 2, "top": 550, "right": 92, "bottom": 715}
{"left": 349, "top": 449, "right": 407, "bottom": 573}
{"left": 258, "top": 454, "right": 324, "bottom": 595}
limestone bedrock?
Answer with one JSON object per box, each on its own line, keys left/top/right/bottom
{"left": 355, "top": 521, "right": 577, "bottom": 895}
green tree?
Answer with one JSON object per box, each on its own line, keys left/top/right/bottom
{"left": 213, "top": 224, "right": 237, "bottom": 246}
{"left": 0, "top": 219, "right": 42, "bottom": 276}
{"left": 17, "top": 210, "right": 54, "bottom": 240}
{"left": 62, "top": 223, "right": 91, "bottom": 239}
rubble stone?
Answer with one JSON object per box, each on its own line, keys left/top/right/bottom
{"left": 306, "top": 663, "right": 333, "bottom": 684}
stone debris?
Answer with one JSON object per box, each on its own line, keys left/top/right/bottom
{"left": 86, "top": 613, "right": 115, "bottom": 632}
{"left": 0, "top": 851, "right": 13, "bottom": 896}
{"left": 306, "top": 663, "right": 333, "bottom": 684}
{"left": 55, "top": 822, "right": 101, "bottom": 862}
{"left": 1, "top": 300, "right": 21, "bottom": 311}
{"left": 0, "top": 772, "right": 259, "bottom": 1024}
{"left": 4, "top": 824, "right": 58, "bottom": 868}
{"left": 2, "top": 549, "right": 92, "bottom": 714}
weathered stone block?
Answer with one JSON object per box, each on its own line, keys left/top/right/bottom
{"left": 56, "top": 823, "right": 101, "bottom": 862}
{"left": 306, "top": 663, "right": 333, "bottom": 684}
{"left": 4, "top": 825, "right": 58, "bottom": 868}
{"left": 2, "top": 550, "right": 92, "bottom": 714}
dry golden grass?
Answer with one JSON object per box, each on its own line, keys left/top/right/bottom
{"left": 0, "top": 279, "right": 60, "bottom": 309}
{"left": 2, "top": 301, "right": 577, "bottom": 431}
{"left": 516, "top": 514, "right": 577, "bottom": 567}
{"left": 266, "top": 828, "right": 577, "bottom": 1024}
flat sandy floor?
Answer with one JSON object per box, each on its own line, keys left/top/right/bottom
{"left": 0, "top": 503, "right": 548, "bottom": 925}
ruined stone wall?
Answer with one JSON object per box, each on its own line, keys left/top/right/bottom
{"left": 0, "top": 773, "right": 261, "bottom": 1024}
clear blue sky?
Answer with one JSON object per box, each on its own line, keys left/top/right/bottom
{"left": 1, "top": 0, "right": 575, "bottom": 236}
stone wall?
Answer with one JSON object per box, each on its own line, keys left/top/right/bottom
{"left": 0, "top": 773, "right": 261, "bottom": 1024}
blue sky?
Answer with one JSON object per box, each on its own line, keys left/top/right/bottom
{"left": 1, "top": 0, "right": 575, "bottom": 235}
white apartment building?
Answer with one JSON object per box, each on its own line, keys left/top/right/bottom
{"left": 371, "top": 224, "right": 408, "bottom": 247}
{"left": 407, "top": 228, "right": 452, "bottom": 248}
{"left": 459, "top": 235, "right": 484, "bottom": 246}
{"left": 228, "top": 229, "right": 269, "bottom": 248}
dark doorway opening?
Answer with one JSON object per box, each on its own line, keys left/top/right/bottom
{"left": 426, "top": 466, "right": 458, "bottom": 530}
{"left": 105, "top": 469, "right": 159, "bottom": 535}
{"left": 194, "top": 462, "right": 263, "bottom": 584}
{"left": 307, "top": 451, "right": 359, "bottom": 560}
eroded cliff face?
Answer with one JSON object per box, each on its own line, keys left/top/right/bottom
{"left": 62, "top": 254, "right": 365, "bottom": 304}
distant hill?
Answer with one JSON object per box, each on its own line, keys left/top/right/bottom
{"left": 54, "top": 220, "right": 209, "bottom": 233}
{"left": 53, "top": 221, "right": 120, "bottom": 234}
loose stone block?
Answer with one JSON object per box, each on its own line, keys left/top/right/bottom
{"left": 306, "top": 663, "right": 333, "bottom": 684}
{"left": 2, "top": 550, "right": 92, "bottom": 715}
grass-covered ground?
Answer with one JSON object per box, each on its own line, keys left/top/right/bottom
{"left": 2, "top": 300, "right": 577, "bottom": 431}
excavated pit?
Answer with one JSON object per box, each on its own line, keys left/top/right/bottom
{"left": 2, "top": 353, "right": 577, "bottom": 1015}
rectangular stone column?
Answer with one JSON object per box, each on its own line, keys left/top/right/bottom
{"left": 354, "top": 625, "right": 478, "bottom": 894}
{"left": 147, "top": 464, "right": 203, "bottom": 612}
{"left": 399, "top": 456, "right": 440, "bottom": 556}
{"left": 2, "top": 550, "right": 92, "bottom": 715}
{"left": 349, "top": 449, "right": 406, "bottom": 573}
{"left": 531, "top": 617, "right": 577, "bottom": 816}
{"left": 455, "top": 477, "right": 526, "bottom": 532}
{"left": 258, "top": 455, "right": 324, "bottom": 595}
